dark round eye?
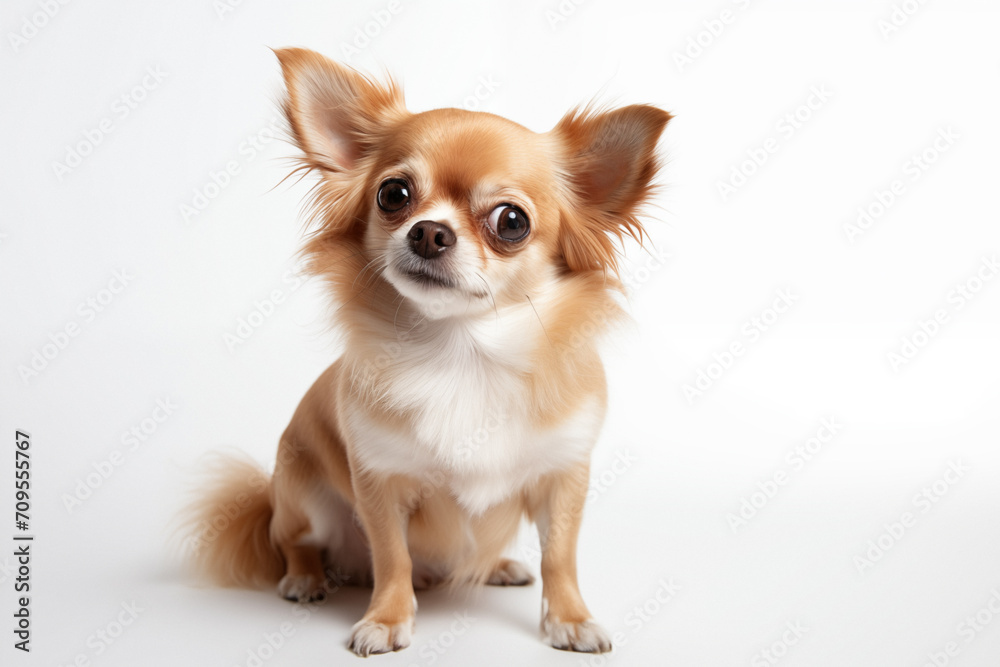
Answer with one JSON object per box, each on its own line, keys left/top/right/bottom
{"left": 487, "top": 204, "right": 530, "bottom": 242}
{"left": 377, "top": 178, "right": 410, "bottom": 212}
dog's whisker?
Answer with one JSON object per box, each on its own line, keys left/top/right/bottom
{"left": 526, "top": 294, "right": 552, "bottom": 346}
{"left": 476, "top": 273, "right": 499, "bottom": 323}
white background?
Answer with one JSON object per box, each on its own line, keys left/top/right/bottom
{"left": 2, "top": 1, "right": 1000, "bottom": 665}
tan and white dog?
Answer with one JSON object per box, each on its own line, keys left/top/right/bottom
{"left": 188, "top": 47, "right": 670, "bottom": 656}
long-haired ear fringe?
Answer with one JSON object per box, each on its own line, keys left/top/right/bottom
{"left": 271, "top": 48, "right": 406, "bottom": 241}
{"left": 553, "top": 103, "right": 672, "bottom": 275}
{"left": 273, "top": 47, "right": 406, "bottom": 175}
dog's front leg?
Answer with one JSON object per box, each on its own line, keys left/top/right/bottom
{"left": 535, "top": 463, "right": 613, "bottom": 653}
{"left": 348, "top": 471, "right": 415, "bottom": 656}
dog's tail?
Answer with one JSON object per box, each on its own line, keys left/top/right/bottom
{"left": 181, "top": 453, "right": 285, "bottom": 588}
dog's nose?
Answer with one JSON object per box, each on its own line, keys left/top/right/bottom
{"left": 407, "top": 220, "right": 456, "bottom": 259}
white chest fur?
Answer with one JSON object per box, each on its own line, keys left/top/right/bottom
{"left": 342, "top": 309, "right": 603, "bottom": 514}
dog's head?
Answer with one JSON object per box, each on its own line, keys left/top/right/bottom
{"left": 276, "top": 48, "right": 670, "bottom": 320}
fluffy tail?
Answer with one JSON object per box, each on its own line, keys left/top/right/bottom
{"left": 181, "top": 453, "right": 285, "bottom": 588}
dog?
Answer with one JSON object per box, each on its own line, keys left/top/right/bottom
{"left": 187, "top": 47, "right": 670, "bottom": 656}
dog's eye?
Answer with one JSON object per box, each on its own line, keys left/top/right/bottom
{"left": 487, "top": 204, "right": 530, "bottom": 242}
{"left": 377, "top": 179, "right": 410, "bottom": 212}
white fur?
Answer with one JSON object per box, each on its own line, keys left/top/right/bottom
{"left": 277, "top": 573, "right": 324, "bottom": 601}
{"left": 370, "top": 203, "right": 495, "bottom": 319}
{"left": 487, "top": 559, "right": 534, "bottom": 586}
{"left": 299, "top": 482, "right": 371, "bottom": 583}
{"left": 350, "top": 617, "right": 414, "bottom": 656}
{"left": 542, "top": 615, "right": 612, "bottom": 653}
{"left": 342, "top": 297, "right": 602, "bottom": 514}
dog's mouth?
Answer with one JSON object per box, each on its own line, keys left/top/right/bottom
{"left": 402, "top": 267, "right": 456, "bottom": 290}
{"left": 388, "top": 254, "right": 489, "bottom": 301}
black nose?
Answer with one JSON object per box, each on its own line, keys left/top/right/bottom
{"left": 407, "top": 220, "right": 456, "bottom": 259}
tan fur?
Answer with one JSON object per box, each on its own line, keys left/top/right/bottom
{"left": 184, "top": 454, "right": 284, "bottom": 587}
{"left": 184, "top": 47, "right": 670, "bottom": 656}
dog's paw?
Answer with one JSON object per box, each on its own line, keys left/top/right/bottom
{"left": 277, "top": 573, "right": 328, "bottom": 602}
{"left": 542, "top": 616, "right": 612, "bottom": 653}
{"left": 487, "top": 558, "right": 535, "bottom": 586}
{"left": 349, "top": 617, "right": 414, "bottom": 656}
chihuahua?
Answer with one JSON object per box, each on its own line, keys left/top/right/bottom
{"left": 188, "top": 47, "right": 670, "bottom": 656}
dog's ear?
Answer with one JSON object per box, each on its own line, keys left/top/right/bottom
{"left": 552, "top": 104, "right": 672, "bottom": 274}
{"left": 275, "top": 48, "right": 405, "bottom": 173}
